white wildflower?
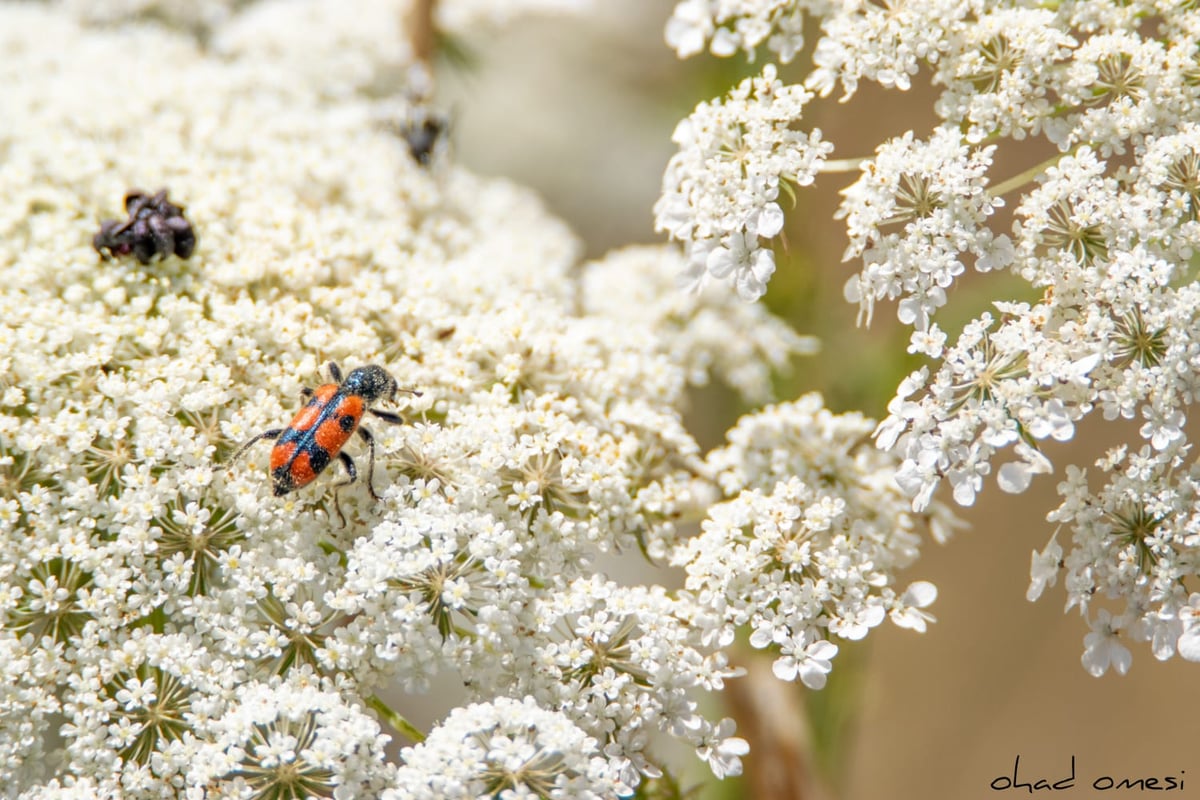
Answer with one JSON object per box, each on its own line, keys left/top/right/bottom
{"left": 675, "top": 396, "right": 956, "bottom": 686}
{"left": 1081, "top": 609, "right": 1133, "bottom": 677}
{"left": 839, "top": 127, "right": 1009, "bottom": 328}
{"left": 665, "top": 0, "right": 805, "bottom": 63}
{"left": 656, "top": 0, "right": 1200, "bottom": 678}
{"left": 1026, "top": 532, "right": 1063, "bottom": 603}
{"left": 1176, "top": 595, "right": 1200, "bottom": 662}
{"left": 581, "top": 245, "right": 817, "bottom": 403}
{"left": 655, "top": 65, "right": 832, "bottom": 300}
{"left": 187, "top": 672, "right": 396, "bottom": 797}
{"left": 890, "top": 581, "right": 938, "bottom": 632}
{"left": 807, "top": 0, "right": 969, "bottom": 99}
{"left": 390, "top": 697, "right": 626, "bottom": 800}
{"left": 933, "top": 8, "right": 1076, "bottom": 143}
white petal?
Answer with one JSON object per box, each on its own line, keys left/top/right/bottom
{"left": 998, "top": 461, "right": 1033, "bottom": 493}
{"left": 710, "top": 27, "right": 739, "bottom": 57}
{"left": 1178, "top": 628, "right": 1200, "bottom": 662}
{"left": 798, "top": 661, "right": 830, "bottom": 690}
{"left": 706, "top": 245, "right": 736, "bottom": 279}
{"left": 756, "top": 203, "right": 785, "bottom": 238}
{"left": 901, "top": 581, "right": 937, "bottom": 608}
{"left": 771, "top": 657, "right": 799, "bottom": 681}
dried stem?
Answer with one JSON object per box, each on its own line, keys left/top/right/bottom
{"left": 724, "top": 654, "right": 833, "bottom": 800}
{"left": 407, "top": 0, "right": 437, "bottom": 66}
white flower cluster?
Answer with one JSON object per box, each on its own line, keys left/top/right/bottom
{"left": 840, "top": 127, "right": 1012, "bottom": 329}
{"left": 660, "top": 0, "right": 1200, "bottom": 671}
{"left": 655, "top": 65, "right": 833, "bottom": 301}
{"left": 806, "top": 0, "right": 968, "bottom": 99}
{"left": 391, "top": 697, "right": 624, "bottom": 799}
{"left": 59, "top": 0, "right": 592, "bottom": 43}
{"left": 674, "top": 395, "right": 952, "bottom": 686}
{"left": 58, "top": 0, "right": 237, "bottom": 34}
{"left": 0, "top": 2, "right": 941, "bottom": 794}
{"left": 211, "top": 0, "right": 419, "bottom": 99}
{"left": 666, "top": 0, "right": 806, "bottom": 62}
{"left": 879, "top": 138, "right": 1200, "bottom": 503}
{"left": 188, "top": 673, "right": 397, "bottom": 798}
{"left": 1028, "top": 444, "right": 1200, "bottom": 677}
{"left": 581, "top": 245, "right": 818, "bottom": 403}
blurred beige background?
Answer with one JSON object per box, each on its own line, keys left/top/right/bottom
{"left": 438, "top": 3, "right": 1200, "bottom": 798}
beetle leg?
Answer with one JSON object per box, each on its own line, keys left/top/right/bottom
{"left": 331, "top": 450, "right": 358, "bottom": 527}
{"left": 332, "top": 450, "right": 358, "bottom": 487}
{"left": 228, "top": 428, "right": 283, "bottom": 465}
{"left": 327, "top": 362, "right": 343, "bottom": 383}
{"left": 299, "top": 386, "right": 314, "bottom": 402}
{"left": 369, "top": 387, "right": 420, "bottom": 425}
{"left": 368, "top": 408, "right": 405, "bottom": 425}
{"left": 93, "top": 221, "right": 124, "bottom": 258}
{"left": 356, "top": 426, "right": 382, "bottom": 500}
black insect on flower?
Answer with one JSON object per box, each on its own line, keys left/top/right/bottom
{"left": 380, "top": 103, "right": 450, "bottom": 168}
{"left": 93, "top": 188, "right": 197, "bottom": 264}
{"left": 401, "top": 114, "right": 448, "bottom": 166}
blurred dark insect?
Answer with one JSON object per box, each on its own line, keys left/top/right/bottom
{"left": 94, "top": 188, "right": 196, "bottom": 263}
{"left": 402, "top": 114, "right": 448, "bottom": 166}
{"left": 382, "top": 106, "right": 449, "bottom": 167}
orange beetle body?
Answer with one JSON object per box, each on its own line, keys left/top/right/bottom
{"left": 232, "top": 363, "right": 417, "bottom": 524}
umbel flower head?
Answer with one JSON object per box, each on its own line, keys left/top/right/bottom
{"left": 0, "top": 0, "right": 946, "bottom": 794}
{"left": 660, "top": 0, "right": 1200, "bottom": 672}
{"left": 655, "top": 65, "right": 833, "bottom": 301}
{"left": 391, "top": 696, "right": 625, "bottom": 799}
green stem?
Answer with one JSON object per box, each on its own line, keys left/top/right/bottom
{"left": 990, "top": 152, "right": 1071, "bottom": 198}
{"left": 366, "top": 695, "right": 426, "bottom": 743}
{"left": 820, "top": 157, "right": 867, "bottom": 173}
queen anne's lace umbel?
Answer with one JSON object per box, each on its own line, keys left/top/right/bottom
{"left": 0, "top": 1, "right": 947, "bottom": 795}
{"left": 654, "top": 65, "right": 833, "bottom": 300}
{"left": 662, "top": 0, "right": 1200, "bottom": 673}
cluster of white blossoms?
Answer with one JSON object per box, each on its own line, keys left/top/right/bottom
{"left": 839, "top": 127, "right": 1013, "bottom": 329}
{"left": 0, "top": 1, "right": 948, "bottom": 796}
{"left": 673, "top": 395, "right": 954, "bottom": 688}
{"left": 665, "top": 0, "right": 806, "bottom": 63}
{"left": 661, "top": 0, "right": 1200, "bottom": 673}
{"left": 59, "top": 0, "right": 591, "bottom": 43}
{"left": 391, "top": 697, "right": 624, "bottom": 799}
{"left": 654, "top": 65, "right": 833, "bottom": 301}
{"left": 580, "top": 245, "right": 818, "bottom": 404}
{"left": 58, "top": 0, "right": 238, "bottom": 34}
